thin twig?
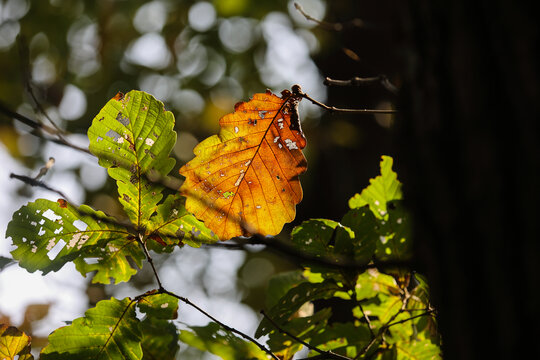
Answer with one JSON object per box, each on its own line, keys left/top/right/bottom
{"left": 294, "top": 2, "right": 365, "bottom": 31}
{"left": 0, "top": 101, "right": 92, "bottom": 154}
{"left": 292, "top": 86, "right": 397, "bottom": 115}
{"left": 137, "top": 234, "right": 164, "bottom": 290}
{"left": 385, "top": 309, "right": 435, "bottom": 328}
{"left": 261, "top": 310, "right": 352, "bottom": 360}
{"left": 357, "top": 303, "right": 375, "bottom": 337}
{"left": 161, "top": 289, "right": 279, "bottom": 360}
{"left": 9, "top": 173, "right": 71, "bottom": 201}
{"left": 356, "top": 291, "right": 412, "bottom": 359}
{"left": 18, "top": 35, "right": 67, "bottom": 136}
{"left": 324, "top": 76, "right": 398, "bottom": 95}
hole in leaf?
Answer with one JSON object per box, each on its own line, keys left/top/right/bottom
{"left": 73, "top": 220, "right": 88, "bottom": 231}
{"left": 47, "top": 239, "right": 66, "bottom": 260}
{"left": 42, "top": 209, "right": 61, "bottom": 222}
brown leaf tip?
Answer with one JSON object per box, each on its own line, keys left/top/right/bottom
{"left": 112, "top": 92, "right": 125, "bottom": 101}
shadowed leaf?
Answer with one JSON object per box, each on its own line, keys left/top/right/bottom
{"left": 179, "top": 89, "right": 307, "bottom": 239}
{"left": 138, "top": 293, "right": 180, "bottom": 360}
{"left": 0, "top": 256, "right": 13, "bottom": 271}
{"left": 179, "top": 322, "right": 268, "bottom": 360}
{"left": 256, "top": 280, "right": 341, "bottom": 337}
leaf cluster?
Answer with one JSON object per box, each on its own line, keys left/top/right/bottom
{"left": 2, "top": 92, "right": 441, "bottom": 359}
{"left": 255, "top": 156, "right": 441, "bottom": 359}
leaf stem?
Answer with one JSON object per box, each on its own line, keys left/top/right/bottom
{"left": 137, "top": 234, "right": 164, "bottom": 291}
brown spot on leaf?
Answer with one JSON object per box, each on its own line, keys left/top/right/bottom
{"left": 113, "top": 92, "right": 125, "bottom": 101}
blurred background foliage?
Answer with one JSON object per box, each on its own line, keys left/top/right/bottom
{"left": 0, "top": 0, "right": 402, "bottom": 357}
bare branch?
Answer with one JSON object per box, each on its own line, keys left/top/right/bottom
{"left": 294, "top": 2, "right": 365, "bottom": 31}
{"left": 0, "top": 101, "right": 92, "bottom": 155}
{"left": 292, "top": 85, "right": 397, "bottom": 115}
{"left": 18, "top": 35, "right": 67, "bottom": 136}
{"left": 10, "top": 172, "right": 71, "bottom": 201}
{"left": 324, "top": 76, "right": 398, "bottom": 95}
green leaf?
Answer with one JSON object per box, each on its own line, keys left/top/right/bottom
{"left": 265, "top": 270, "right": 305, "bottom": 309}
{"left": 0, "top": 324, "right": 34, "bottom": 360}
{"left": 341, "top": 207, "right": 379, "bottom": 262}
{"left": 137, "top": 293, "right": 180, "bottom": 359}
{"left": 266, "top": 308, "right": 331, "bottom": 355}
{"left": 395, "top": 340, "right": 441, "bottom": 360}
{"left": 374, "top": 200, "right": 412, "bottom": 261}
{"left": 146, "top": 193, "right": 218, "bottom": 251}
{"left": 7, "top": 199, "right": 143, "bottom": 284}
{"left": 41, "top": 297, "right": 142, "bottom": 360}
{"left": 140, "top": 317, "right": 178, "bottom": 360}
{"left": 309, "top": 322, "right": 372, "bottom": 358}
{"left": 137, "top": 293, "right": 178, "bottom": 320}
{"left": 290, "top": 219, "right": 355, "bottom": 258}
{"left": 88, "top": 90, "right": 177, "bottom": 229}
{"left": 362, "top": 294, "right": 403, "bottom": 325}
{"left": 179, "top": 323, "right": 268, "bottom": 360}
{"left": 349, "top": 155, "right": 402, "bottom": 219}
{"left": 256, "top": 280, "right": 341, "bottom": 337}
{"left": 355, "top": 269, "right": 401, "bottom": 301}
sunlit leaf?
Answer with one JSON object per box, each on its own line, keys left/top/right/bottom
{"left": 395, "top": 340, "right": 441, "bottom": 360}
{"left": 362, "top": 294, "right": 403, "bottom": 325}
{"left": 0, "top": 324, "right": 33, "bottom": 360}
{"left": 88, "top": 90, "right": 177, "bottom": 229}
{"left": 8, "top": 199, "right": 143, "bottom": 284}
{"left": 146, "top": 193, "right": 218, "bottom": 251}
{"left": 349, "top": 155, "right": 402, "bottom": 219}
{"left": 41, "top": 297, "right": 142, "bottom": 360}
{"left": 179, "top": 89, "right": 307, "bottom": 239}
{"left": 355, "top": 269, "right": 401, "bottom": 301}
{"left": 179, "top": 322, "right": 268, "bottom": 360}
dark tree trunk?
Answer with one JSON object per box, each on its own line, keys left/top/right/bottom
{"left": 398, "top": 1, "right": 540, "bottom": 358}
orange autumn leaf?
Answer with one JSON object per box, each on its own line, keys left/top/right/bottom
{"left": 179, "top": 87, "right": 307, "bottom": 240}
